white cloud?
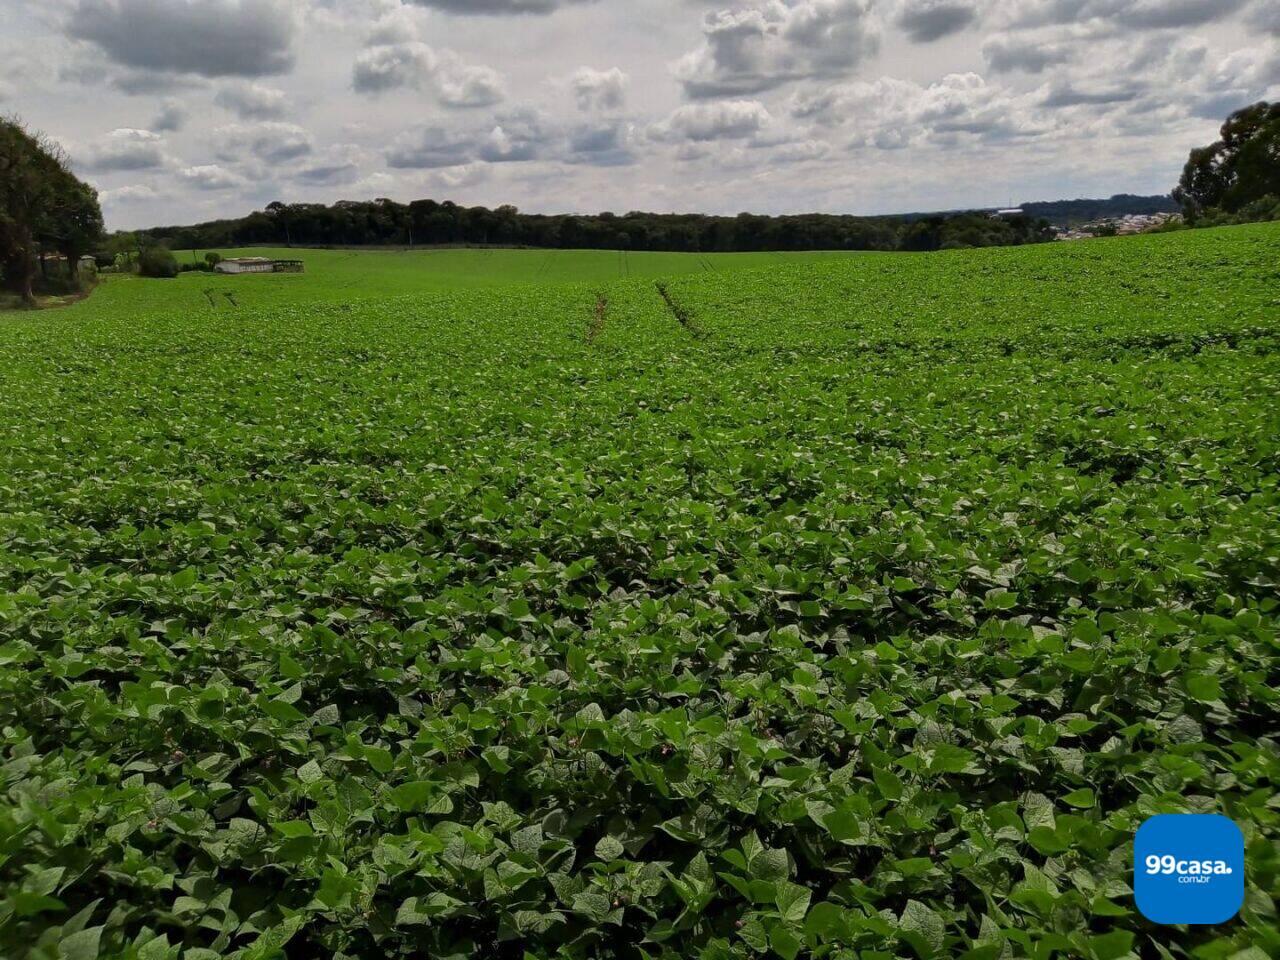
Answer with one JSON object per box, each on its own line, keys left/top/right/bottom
{"left": 674, "top": 0, "right": 880, "bottom": 98}
{"left": 352, "top": 12, "right": 505, "bottom": 107}
{"left": 85, "top": 127, "right": 170, "bottom": 171}
{"left": 215, "top": 121, "right": 313, "bottom": 163}
{"left": 760, "top": 137, "right": 831, "bottom": 162}
{"left": 479, "top": 109, "right": 550, "bottom": 161}
{"left": 651, "top": 100, "right": 774, "bottom": 141}
{"left": 436, "top": 55, "right": 507, "bottom": 108}
{"left": 429, "top": 163, "right": 489, "bottom": 190}
{"left": 1188, "top": 42, "right": 1280, "bottom": 118}
{"left": 66, "top": 0, "right": 300, "bottom": 78}
{"left": 384, "top": 110, "right": 549, "bottom": 168}
{"left": 353, "top": 41, "right": 437, "bottom": 93}
{"left": 151, "top": 99, "right": 188, "bottom": 133}
{"left": 179, "top": 164, "right": 246, "bottom": 190}
{"left": 1004, "top": 0, "right": 1250, "bottom": 31}
{"left": 404, "top": 0, "right": 597, "bottom": 13}
{"left": 384, "top": 108, "right": 635, "bottom": 169}
{"left": 100, "top": 184, "right": 162, "bottom": 203}
{"left": 895, "top": 0, "right": 979, "bottom": 43}
{"left": 1040, "top": 80, "right": 1141, "bottom": 107}
{"left": 566, "top": 119, "right": 636, "bottom": 165}
{"left": 571, "top": 67, "right": 628, "bottom": 112}
{"left": 293, "top": 145, "right": 365, "bottom": 185}
{"left": 1250, "top": 2, "right": 1280, "bottom": 35}
{"left": 215, "top": 82, "right": 291, "bottom": 120}
{"left": 1113, "top": 0, "right": 1250, "bottom": 29}
{"left": 792, "top": 73, "right": 1051, "bottom": 147}
{"left": 386, "top": 126, "right": 478, "bottom": 169}
{"left": 982, "top": 32, "right": 1074, "bottom": 73}
{"left": 59, "top": 57, "right": 207, "bottom": 95}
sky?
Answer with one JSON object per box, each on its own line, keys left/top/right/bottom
{"left": 1, "top": 0, "right": 1277, "bottom": 230}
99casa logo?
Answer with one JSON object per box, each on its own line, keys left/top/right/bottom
{"left": 1135, "top": 815, "right": 1244, "bottom": 925}
{"left": 1142, "top": 854, "right": 1235, "bottom": 884}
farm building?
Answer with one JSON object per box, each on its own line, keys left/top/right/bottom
{"left": 215, "top": 258, "right": 305, "bottom": 275}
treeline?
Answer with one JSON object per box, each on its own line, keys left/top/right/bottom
{"left": 1, "top": 116, "right": 103, "bottom": 303}
{"left": 137, "top": 200, "right": 1055, "bottom": 254}
{"left": 1175, "top": 102, "right": 1280, "bottom": 226}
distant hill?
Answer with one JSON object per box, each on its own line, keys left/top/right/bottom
{"left": 1017, "top": 194, "right": 1179, "bottom": 226}
{"left": 130, "top": 199, "right": 1055, "bottom": 255}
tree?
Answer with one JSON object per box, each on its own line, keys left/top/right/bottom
{"left": 105, "top": 231, "right": 140, "bottom": 269}
{"left": 0, "top": 115, "right": 104, "bottom": 303}
{"left": 266, "top": 201, "right": 293, "bottom": 246}
{"left": 1174, "top": 102, "right": 1280, "bottom": 219}
{"left": 50, "top": 179, "right": 105, "bottom": 282}
{"left": 138, "top": 245, "right": 178, "bottom": 278}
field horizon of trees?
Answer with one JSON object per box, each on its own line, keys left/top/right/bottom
{"left": 131, "top": 202, "right": 1061, "bottom": 257}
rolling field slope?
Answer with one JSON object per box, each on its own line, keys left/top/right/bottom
{"left": 0, "top": 225, "right": 1277, "bottom": 959}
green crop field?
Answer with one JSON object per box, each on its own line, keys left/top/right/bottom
{"left": 158, "top": 247, "right": 858, "bottom": 306}
{"left": 1, "top": 225, "right": 1277, "bottom": 960}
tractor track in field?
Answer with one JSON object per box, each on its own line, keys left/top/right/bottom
{"left": 587, "top": 293, "right": 608, "bottom": 343}
{"left": 654, "top": 282, "right": 707, "bottom": 339}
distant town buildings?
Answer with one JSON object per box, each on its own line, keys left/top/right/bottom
{"left": 985, "top": 206, "right": 1182, "bottom": 240}
{"left": 1053, "top": 212, "right": 1183, "bottom": 241}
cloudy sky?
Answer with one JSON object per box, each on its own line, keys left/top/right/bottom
{"left": 2, "top": 0, "right": 1277, "bottom": 230}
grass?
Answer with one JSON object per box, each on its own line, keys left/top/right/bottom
{"left": 0, "top": 224, "right": 1277, "bottom": 960}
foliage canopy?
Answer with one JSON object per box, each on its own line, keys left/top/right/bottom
{"left": 1175, "top": 101, "right": 1280, "bottom": 220}
{"left": 0, "top": 225, "right": 1277, "bottom": 959}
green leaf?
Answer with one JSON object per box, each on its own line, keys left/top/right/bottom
{"left": 739, "top": 915, "right": 769, "bottom": 954}
{"left": 804, "top": 902, "right": 843, "bottom": 942}
{"left": 1088, "top": 930, "right": 1135, "bottom": 960}
{"left": 770, "top": 923, "right": 803, "bottom": 960}
{"left": 899, "top": 900, "right": 946, "bottom": 958}
{"left": 388, "top": 781, "right": 436, "bottom": 812}
{"left": 171, "top": 568, "right": 198, "bottom": 589}
{"left": 240, "top": 916, "right": 306, "bottom": 960}
{"left": 58, "top": 926, "right": 103, "bottom": 960}
{"left": 595, "top": 836, "right": 625, "bottom": 862}
{"left": 1184, "top": 673, "right": 1221, "bottom": 702}
{"left": 364, "top": 746, "right": 394, "bottom": 774}
{"left": 272, "top": 821, "right": 314, "bottom": 839}
{"left": 262, "top": 699, "right": 307, "bottom": 725}
{"left": 751, "top": 847, "right": 790, "bottom": 882}
{"left": 571, "top": 892, "right": 611, "bottom": 923}
{"left": 775, "top": 881, "right": 811, "bottom": 926}
{"left": 1062, "top": 788, "right": 1096, "bottom": 809}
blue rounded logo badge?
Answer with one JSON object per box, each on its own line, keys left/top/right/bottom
{"left": 1134, "top": 814, "right": 1244, "bottom": 925}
